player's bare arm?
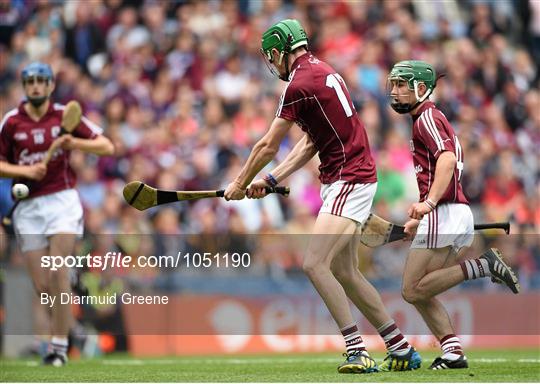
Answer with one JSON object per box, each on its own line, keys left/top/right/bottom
{"left": 408, "top": 151, "right": 457, "bottom": 220}
{"left": 58, "top": 134, "right": 114, "bottom": 156}
{"left": 224, "top": 117, "right": 293, "bottom": 200}
{"left": 271, "top": 134, "right": 317, "bottom": 183}
{"left": 0, "top": 161, "right": 47, "bottom": 180}
{"left": 247, "top": 134, "right": 317, "bottom": 199}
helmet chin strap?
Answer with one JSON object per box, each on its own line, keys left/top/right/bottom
{"left": 391, "top": 81, "right": 431, "bottom": 114}
{"left": 414, "top": 80, "right": 432, "bottom": 103}
{"left": 278, "top": 51, "right": 290, "bottom": 82}
{"left": 277, "top": 34, "right": 294, "bottom": 82}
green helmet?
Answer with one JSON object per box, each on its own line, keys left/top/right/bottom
{"left": 388, "top": 60, "right": 438, "bottom": 113}
{"left": 261, "top": 19, "right": 308, "bottom": 61}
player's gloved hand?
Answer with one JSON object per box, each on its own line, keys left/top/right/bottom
{"left": 408, "top": 202, "right": 432, "bottom": 220}
{"left": 404, "top": 219, "right": 420, "bottom": 240}
{"left": 24, "top": 163, "right": 47, "bottom": 180}
{"left": 224, "top": 180, "right": 246, "bottom": 201}
{"left": 246, "top": 179, "right": 269, "bottom": 199}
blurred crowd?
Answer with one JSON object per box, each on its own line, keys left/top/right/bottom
{"left": 1, "top": 0, "right": 539, "bottom": 286}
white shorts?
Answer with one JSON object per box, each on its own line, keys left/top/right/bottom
{"left": 411, "top": 203, "right": 474, "bottom": 251}
{"left": 319, "top": 181, "right": 377, "bottom": 225}
{"left": 13, "top": 189, "right": 84, "bottom": 252}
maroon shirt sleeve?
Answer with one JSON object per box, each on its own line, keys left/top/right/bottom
{"left": 0, "top": 117, "right": 14, "bottom": 162}
{"left": 73, "top": 115, "right": 103, "bottom": 139}
{"left": 417, "top": 108, "right": 453, "bottom": 159}
{"left": 276, "top": 79, "right": 306, "bottom": 122}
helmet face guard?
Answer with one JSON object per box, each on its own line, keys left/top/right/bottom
{"left": 387, "top": 61, "right": 437, "bottom": 114}
{"left": 260, "top": 43, "right": 284, "bottom": 80}
{"left": 387, "top": 74, "right": 420, "bottom": 114}
{"left": 22, "top": 75, "right": 49, "bottom": 86}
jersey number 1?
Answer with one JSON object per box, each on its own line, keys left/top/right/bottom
{"left": 326, "top": 74, "right": 353, "bottom": 117}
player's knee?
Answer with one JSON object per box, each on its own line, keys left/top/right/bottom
{"left": 33, "top": 277, "right": 50, "bottom": 295}
{"left": 302, "top": 255, "right": 328, "bottom": 278}
{"left": 402, "top": 285, "right": 421, "bottom": 304}
{"left": 302, "top": 259, "right": 317, "bottom": 277}
{"left": 402, "top": 284, "right": 430, "bottom": 304}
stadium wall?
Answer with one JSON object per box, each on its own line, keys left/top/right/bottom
{"left": 123, "top": 293, "right": 539, "bottom": 356}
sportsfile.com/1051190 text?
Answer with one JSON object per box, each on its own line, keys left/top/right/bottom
{"left": 40, "top": 252, "right": 251, "bottom": 271}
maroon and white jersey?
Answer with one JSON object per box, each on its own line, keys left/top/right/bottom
{"left": 411, "top": 101, "right": 468, "bottom": 205}
{"left": 0, "top": 102, "right": 102, "bottom": 198}
{"left": 276, "top": 53, "right": 376, "bottom": 184}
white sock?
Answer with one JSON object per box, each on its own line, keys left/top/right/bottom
{"left": 377, "top": 320, "right": 411, "bottom": 356}
{"left": 461, "top": 258, "right": 490, "bottom": 280}
{"left": 340, "top": 323, "right": 367, "bottom": 354}
{"left": 440, "top": 334, "right": 464, "bottom": 361}
{"left": 50, "top": 337, "right": 68, "bottom": 356}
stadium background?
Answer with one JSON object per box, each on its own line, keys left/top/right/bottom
{"left": 0, "top": 0, "right": 539, "bottom": 360}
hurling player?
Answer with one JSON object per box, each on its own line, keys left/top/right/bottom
{"left": 0, "top": 62, "right": 114, "bottom": 366}
{"left": 387, "top": 60, "right": 520, "bottom": 370}
{"left": 225, "top": 20, "right": 421, "bottom": 373}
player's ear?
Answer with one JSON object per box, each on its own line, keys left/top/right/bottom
{"left": 271, "top": 48, "right": 282, "bottom": 65}
{"left": 418, "top": 82, "right": 427, "bottom": 97}
{"left": 47, "top": 80, "right": 56, "bottom": 96}
{"left": 271, "top": 48, "right": 278, "bottom": 63}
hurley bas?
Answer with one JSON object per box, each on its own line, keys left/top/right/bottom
{"left": 40, "top": 292, "right": 169, "bottom": 307}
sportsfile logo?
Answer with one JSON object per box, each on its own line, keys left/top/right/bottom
{"left": 41, "top": 252, "right": 130, "bottom": 271}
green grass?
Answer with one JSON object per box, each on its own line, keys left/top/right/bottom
{"left": 1, "top": 349, "right": 539, "bottom": 382}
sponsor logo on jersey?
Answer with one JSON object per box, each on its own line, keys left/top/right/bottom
{"left": 14, "top": 132, "right": 28, "bottom": 141}
{"left": 18, "top": 148, "right": 46, "bottom": 165}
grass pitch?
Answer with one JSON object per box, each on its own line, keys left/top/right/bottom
{"left": 1, "top": 349, "right": 539, "bottom": 382}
